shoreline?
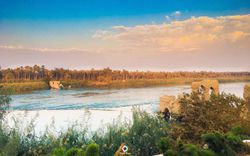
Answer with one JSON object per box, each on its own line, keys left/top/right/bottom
{"left": 1, "top": 77, "right": 250, "bottom": 94}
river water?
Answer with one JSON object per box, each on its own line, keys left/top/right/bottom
{"left": 9, "top": 82, "right": 246, "bottom": 110}
{"left": 5, "top": 82, "right": 248, "bottom": 133}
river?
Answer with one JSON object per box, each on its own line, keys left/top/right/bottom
{"left": 5, "top": 82, "right": 248, "bottom": 133}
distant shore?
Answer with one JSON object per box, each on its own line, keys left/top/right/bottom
{"left": 1, "top": 77, "right": 250, "bottom": 94}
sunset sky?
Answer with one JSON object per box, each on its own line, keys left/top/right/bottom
{"left": 0, "top": 0, "right": 250, "bottom": 71}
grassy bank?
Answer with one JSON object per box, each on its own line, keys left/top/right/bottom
{"left": 0, "top": 81, "right": 49, "bottom": 94}
{"left": 62, "top": 77, "right": 250, "bottom": 89}
{"left": 1, "top": 77, "right": 250, "bottom": 94}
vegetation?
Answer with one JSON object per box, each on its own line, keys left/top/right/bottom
{"left": 1, "top": 65, "right": 250, "bottom": 93}
{"left": 0, "top": 81, "right": 49, "bottom": 94}
{"left": 1, "top": 65, "right": 249, "bottom": 82}
{"left": 170, "top": 92, "right": 250, "bottom": 143}
{"left": 157, "top": 127, "right": 250, "bottom": 156}
{"left": 0, "top": 90, "right": 11, "bottom": 120}
{"left": 0, "top": 105, "right": 169, "bottom": 156}
{"left": 50, "top": 144, "right": 97, "bottom": 156}
{"left": 0, "top": 91, "right": 250, "bottom": 155}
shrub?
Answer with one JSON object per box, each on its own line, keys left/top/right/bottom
{"left": 93, "top": 108, "right": 169, "bottom": 156}
{"left": 85, "top": 143, "right": 99, "bottom": 156}
{"left": 202, "top": 131, "right": 239, "bottom": 156}
{"left": 0, "top": 132, "right": 20, "bottom": 156}
{"left": 156, "top": 137, "right": 173, "bottom": 153}
{"left": 164, "top": 149, "right": 176, "bottom": 156}
{"left": 0, "top": 90, "right": 11, "bottom": 120}
{"left": 66, "top": 147, "right": 85, "bottom": 156}
{"left": 157, "top": 136, "right": 217, "bottom": 156}
{"left": 125, "top": 108, "right": 169, "bottom": 156}
{"left": 50, "top": 147, "right": 85, "bottom": 156}
{"left": 178, "top": 144, "right": 199, "bottom": 156}
{"left": 51, "top": 147, "right": 66, "bottom": 156}
{"left": 198, "top": 149, "right": 216, "bottom": 156}
{"left": 171, "top": 92, "right": 250, "bottom": 143}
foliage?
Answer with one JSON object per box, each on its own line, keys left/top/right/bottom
{"left": 156, "top": 137, "right": 173, "bottom": 153}
{"left": 0, "top": 92, "right": 250, "bottom": 156}
{"left": 0, "top": 81, "right": 49, "bottom": 94}
{"left": 171, "top": 92, "right": 250, "bottom": 142}
{"left": 125, "top": 109, "right": 169, "bottom": 156}
{"left": 85, "top": 143, "right": 99, "bottom": 156}
{"left": 1, "top": 65, "right": 250, "bottom": 82}
{"left": 0, "top": 131, "right": 20, "bottom": 156}
{"left": 156, "top": 137, "right": 216, "bottom": 156}
{"left": 201, "top": 129, "right": 249, "bottom": 156}
{"left": 1, "top": 65, "right": 250, "bottom": 91}
{"left": 50, "top": 147, "right": 66, "bottom": 156}
{"left": 0, "top": 108, "right": 168, "bottom": 156}
{"left": 92, "top": 108, "right": 169, "bottom": 156}
{"left": 50, "top": 147, "right": 85, "bottom": 156}
{"left": 0, "top": 90, "right": 11, "bottom": 120}
{"left": 65, "top": 147, "right": 85, "bottom": 156}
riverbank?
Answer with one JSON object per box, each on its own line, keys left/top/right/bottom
{"left": 1, "top": 77, "right": 250, "bottom": 94}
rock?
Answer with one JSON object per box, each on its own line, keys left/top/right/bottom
{"left": 49, "top": 81, "right": 63, "bottom": 89}
{"left": 244, "top": 84, "right": 250, "bottom": 100}
{"left": 159, "top": 95, "right": 180, "bottom": 114}
{"left": 243, "top": 140, "right": 250, "bottom": 147}
{"left": 191, "top": 79, "right": 219, "bottom": 100}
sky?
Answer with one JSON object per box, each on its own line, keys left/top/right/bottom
{"left": 0, "top": 0, "right": 250, "bottom": 71}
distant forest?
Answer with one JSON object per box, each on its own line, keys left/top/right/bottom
{"left": 0, "top": 65, "right": 250, "bottom": 82}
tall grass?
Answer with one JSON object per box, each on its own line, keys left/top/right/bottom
{"left": 1, "top": 76, "right": 250, "bottom": 94}
{"left": 0, "top": 108, "right": 169, "bottom": 156}
{"left": 0, "top": 81, "right": 49, "bottom": 94}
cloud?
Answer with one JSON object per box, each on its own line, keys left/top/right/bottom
{"left": 0, "top": 45, "right": 92, "bottom": 53}
{"left": 171, "top": 11, "right": 181, "bottom": 17}
{"left": 165, "top": 15, "right": 171, "bottom": 21}
{"left": 93, "top": 14, "right": 250, "bottom": 53}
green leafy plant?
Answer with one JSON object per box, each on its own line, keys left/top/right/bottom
{"left": 85, "top": 143, "right": 99, "bottom": 156}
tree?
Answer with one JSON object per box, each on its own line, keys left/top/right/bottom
{"left": 171, "top": 92, "right": 250, "bottom": 143}
{"left": 0, "top": 66, "right": 2, "bottom": 80}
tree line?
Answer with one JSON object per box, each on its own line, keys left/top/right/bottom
{"left": 0, "top": 65, "right": 250, "bottom": 82}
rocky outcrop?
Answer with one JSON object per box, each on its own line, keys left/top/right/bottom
{"left": 159, "top": 79, "right": 219, "bottom": 115}
{"left": 244, "top": 84, "right": 250, "bottom": 100}
{"left": 191, "top": 79, "right": 219, "bottom": 100}
{"left": 49, "top": 81, "right": 63, "bottom": 89}
{"left": 159, "top": 95, "right": 180, "bottom": 114}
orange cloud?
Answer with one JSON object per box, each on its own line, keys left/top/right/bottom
{"left": 93, "top": 14, "right": 250, "bottom": 53}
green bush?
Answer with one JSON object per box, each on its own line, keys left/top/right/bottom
{"left": 157, "top": 136, "right": 217, "bottom": 156}
{"left": 156, "top": 137, "right": 173, "bottom": 153}
{"left": 66, "top": 147, "right": 85, "bottom": 156}
{"left": 125, "top": 108, "right": 169, "bottom": 156}
{"left": 164, "top": 149, "right": 176, "bottom": 156}
{"left": 202, "top": 131, "right": 238, "bottom": 156}
{"left": 50, "top": 147, "right": 85, "bottom": 156}
{"left": 51, "top": 147, "right": 66, "bottom": 156}
{"left": 85, "top": 143, "right": 99, "bottom": 156}
{"left": 197, "top": 149, "right": 216, "bottom": 156}
{"left": 0, "top": 132, "right": 20, "bottom": 156}
{"left": 93, "top": 108, "right": 169, "bottom": 156}
{"left": 171, "top": 92, "right": 250, "bottom": 143}
{"left": 178, "top": 144, "right": 199, "bottom": 156}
